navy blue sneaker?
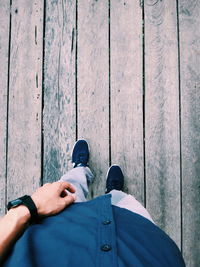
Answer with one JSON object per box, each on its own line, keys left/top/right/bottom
{"left": 72, "top": 140, "right": 89, "bottom": 167}
{"left": 105, "top": 165, "right": 124, "bottom": 193}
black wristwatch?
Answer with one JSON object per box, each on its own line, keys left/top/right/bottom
{"left": 7, "top": 195, "right": 38, "bottom": 223}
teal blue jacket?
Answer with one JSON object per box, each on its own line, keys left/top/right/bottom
{"left": 3, "top": 194, "right": 185, "bottom": 267}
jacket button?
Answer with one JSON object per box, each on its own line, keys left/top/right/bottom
{"left": 101, "top": 244, "right": 112, "bottom": 252}
{"left": 102, "top": 220, "right": 111, "bottom": 225}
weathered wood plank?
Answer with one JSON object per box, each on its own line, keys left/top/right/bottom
{"left": 77, "top": 0, "right": 109, "bottom": 198}
{"left": 43, "top": 0, "right": 76, "bottom": 183}
{"left": 0, "top": 1, "right": 10, "bottom": 215}
{"left": 7, "top": 0, "right": 43, "bottom": 201}
{"left": 110, "top": 0, "right": 144, "bottom": 203}
{"left": 178, "top": 1, "right": 200, "bottom": 265}
{"left": 144, "top": 0, "right": 181, "bottom": 247}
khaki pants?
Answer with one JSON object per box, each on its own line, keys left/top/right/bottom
{"left": 59, "top": 166, "right": 154, "bottom": 224}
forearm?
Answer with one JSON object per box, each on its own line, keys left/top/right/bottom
{"left": 0, "top": 206, "right": 30, "bottom": 262}
{"left": 0, "top": 181, "right": 75, "bottom": 263}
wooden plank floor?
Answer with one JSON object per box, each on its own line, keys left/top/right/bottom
{"left": 0, "top": 1, "right": 199, "bottom": 266}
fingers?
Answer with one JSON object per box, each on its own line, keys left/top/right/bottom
{"left": 62, "top": 194, "right": 76, "bottom": 207}
{"left": 60, "top": 190, "right": 68, "bottom": 197}
{"left": 58, "top": 182, "right": 76, "bottom": 193}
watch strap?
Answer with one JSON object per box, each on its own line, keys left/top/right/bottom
{"left": 21, "top": 195, "right": 38, "bottom": 222}
{"left": 8, "top": 195, "right": 38, "bottom": 223}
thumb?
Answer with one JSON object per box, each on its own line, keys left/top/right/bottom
{"left": 63, "top": 194, "right": 76, "bottom": 207}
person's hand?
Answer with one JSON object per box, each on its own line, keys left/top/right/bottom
{"left": 31, "top": 182, "right": 76, "bottom": 217}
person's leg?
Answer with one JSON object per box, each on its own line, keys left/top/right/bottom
{"left": 60, "top": 139, "right": 94, "bottom": 202}
{"left": 105, "top": 165, "right": 154, "bottom": 223}
{"left": 59, "top": 166, "right": 94, "bottom": 202}
{"left": 110, "top": 189, "right": 154, "bottom": 223}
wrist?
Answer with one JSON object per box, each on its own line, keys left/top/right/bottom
{"left": 7, "top": 195, "right": 38, "bottom": 223}
{"left": 8, "top": 205, "right": 31, "bottom": 225}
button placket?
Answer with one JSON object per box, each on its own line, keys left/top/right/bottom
{"left": 96, "top": 195, "right": 118, "bottom": 266}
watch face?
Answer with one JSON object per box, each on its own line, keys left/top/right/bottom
{"left": 12, "top": 199, "right": 23, "bottom": 206}
{"left": 8, "top": 198, "right": 23, "bottom": 209}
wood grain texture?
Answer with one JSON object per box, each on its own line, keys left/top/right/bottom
{"left": 179, "top": 0, "right": 200, "bottom": 265}
{"left": 7, "top": 0, "right": 43, "bottom": 201}
{"left": 144, "top": 0, "right": 181, "bottom": 247}
{"left": 77, "top": 0, "right": 109, "bottom": 198}
{"left": 110, "top": 0, "right": 144, "bottom": 203}
{"left": 43, "top": 0, "right": 76, "bottom": 183}
{"left": 0, "top": 1, "right": 10, "bottom": 215}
